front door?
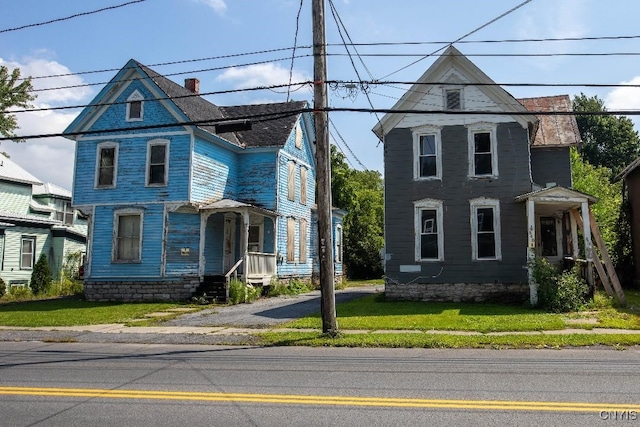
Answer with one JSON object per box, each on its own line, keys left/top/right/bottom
{"left": 539, "top": 216, "right": 562, "bottom": 262}
{"left": 223, "top": 216, "right": 236, "bottom": 273}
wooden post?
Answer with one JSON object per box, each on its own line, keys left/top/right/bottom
{"left": 312, "top": 0, "right": 337, "bottom": 334}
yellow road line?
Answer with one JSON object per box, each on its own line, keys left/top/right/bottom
{"left": 0, "top": 386, "right": 637, "bottom": 413}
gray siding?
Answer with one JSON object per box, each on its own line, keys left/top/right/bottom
{"left": 383, "top": 122, "right": 532, "bottom": 285}
{"left": 530, "top": 147, "right": 572, "bottom": 188}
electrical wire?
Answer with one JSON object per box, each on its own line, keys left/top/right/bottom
{"left": 287, "top": 0, "right": 305, "bottom": 102}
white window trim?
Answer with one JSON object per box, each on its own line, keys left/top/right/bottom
{"left": 126, "top": 90, "right": 144, "bottom": 122}
{"left": 443, "top": 87, "right": 463, "bottom": 110}
{"left": 248, "top": 220, "right": 264, "bottom": 253}
{"left": 112, "top": 209, "right": 144, "bottom": 263}
{"left": 146, "top": 139, "right": 170, "bottom": 187}
{"left": 412, "top": 125, "right": 442, "bottom": 181}
{"left": 335, "top": 224, "right": 343, "bottom": 264}
{"left": 20, "top": 236, "right": 36, "bottom": 270}
{"left": 95, "top": 142, "right": 118, "bottom": 189}
{"left": 470, "top": 198, "right": 501, "bottom": 261}
{"left": 414, "top": 198, "right": 444, "bottom": 262}
{"left": 467, "top": 122, "right": 498, "bottom": 179}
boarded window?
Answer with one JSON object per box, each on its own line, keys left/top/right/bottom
{"left": 148, "top": 142, "right": 167, "bottom": 185}
{"left": 299, "top": 219, "right": 307, "bottom": 263}
{"left": 287, "top": 218, "right": 295, "bottom": 262}
{"left": 288, "top": 161, "right": 296, "bottom": 201}
{"left": 445, "top": 89, "right": 461, "bottom": 110}
{"left": 97, "top": 146, "right": 116, "bottom": 187}
{"left": 115, "top": 214, "right": 141, "bottom": 262}
{"left": 20, "top": 237, "right": 35, "bottom": 270}
{"left": 295, "top": 123, "right": 303, "bottom": 149}
{"left": 300, "top": 167, "right": 307, "bottom": 205}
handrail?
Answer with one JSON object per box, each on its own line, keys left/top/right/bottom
{"left": 225, "top": 258, "right": 244, "bottom": 281}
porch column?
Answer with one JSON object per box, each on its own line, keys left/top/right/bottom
{"left": 570, "top": 210, "right": 579, "bottom": 258}
{"left": 198, "top": 212, "right": 209, "bottom": 278}
{"left": 581, "top": 201, "right": 595, "bottom": 287}
{"left": 526, "top": 199, "right": 537, "bottom": 305}
{"left": 242, "top": 210, "right": 250, "bottom": 276}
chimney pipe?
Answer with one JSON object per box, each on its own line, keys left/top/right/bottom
{"left": 185, "top": 78, "right": 200, "bottom": 94}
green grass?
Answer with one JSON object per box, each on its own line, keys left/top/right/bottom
{"left": 0, "top": 296, "right": 195, "bottom": 327}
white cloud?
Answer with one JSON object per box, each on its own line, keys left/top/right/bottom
{"left": 216, "top": 63, "right": 310, "bottom": 89}
{"left": 605, "top": 76, "right": 640, "bottom": 132}
{"left": 193, "top": 0, "right": 227, "bottom": 15}
{"left": 1, "top": 57, "right": 89, "bottom": 189}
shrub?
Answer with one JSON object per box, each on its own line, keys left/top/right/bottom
{"left": 530, "top": 257, "right": 590, "bottom": 312}
{"left": 30, "top": 254, "right": 52, "bottom": 295}
{"left": 5, "top": 285, "right": 33, "bottom": 301}
{"left": 228, "top": 279, "right": 260, "bottom": 305}
{"left": 0, "top": 277, "right": 5, "bottom": 298}
{"left": 267, "top": 278, "right": 312, "bottom": 297}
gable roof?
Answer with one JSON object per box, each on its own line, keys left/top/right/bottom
{"left": 0, "top": 154, "right": 42, "bottom": 186}
{"left": 517, "top": 95, "right": 581, "bottom": 148}
{"left": 131, "top": 61, "right": 309, "bottom": 149}
{"left": 372, "top": 45, "right": 538, "bottom": 140}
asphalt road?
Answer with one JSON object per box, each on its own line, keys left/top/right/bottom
{"left": 1, "top": 342, "right": 639, "bottom": 426}
{"left": 164, "top": 285, "right": 384, "bottom": 328}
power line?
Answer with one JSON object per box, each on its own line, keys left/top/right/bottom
{"left": 287, "top": 0, "right": 305, "bottom": 102}
{"left": 0, "top": 0, "right": 146, "bottom": 34}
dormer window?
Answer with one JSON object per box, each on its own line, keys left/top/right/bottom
{"left": 444, "top": 88, "right": 462, "bottom": 110}
{"left": 126, "top": 90, "right": 144, "bottom": 121}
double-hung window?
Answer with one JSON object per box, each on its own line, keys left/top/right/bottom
{"left": 96, "top": 143, "right": 118, "bottom": 188}
{"left": 413, "top": 126, "right": 442, "bottom": 180}
{"left": 470, "top": 198, "right": 501, "bottom": 261}
{"left": 20, "top": 237, "right": 36, "bottom": 270}
{"left": 467, "top": 123, "right": 498, "bottom": 178}
{"left": 113, "top": 210, "right": 143, "bottom": 263}
{"left": 146, "top": 139, "right": 169, "bottom": 186}
{"left": 414, "top": 199, "right": 444, "bottom": 261}
{"left": 126, "top": 90, "right": 144, "bottom": 121}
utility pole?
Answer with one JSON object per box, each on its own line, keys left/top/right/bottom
{"left": 312, "top": 0, "right": 337, "bottom": 335}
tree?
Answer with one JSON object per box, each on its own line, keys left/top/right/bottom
{"left": 572, "top": 93, "right": 640, "bottom": 177}
{"left": 0, "top": 65, "right": 35, "bottom": 141}
{"left": 330, "top": 146, "right": 384, "bottom": 279}
{"left": 30, "top": 253, "right": 52, "bottom": 295}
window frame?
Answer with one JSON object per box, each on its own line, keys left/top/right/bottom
{"left": 95, "top": 142, "right": 118, "bottom": 189}
{"left": 146, "top": 139, "right": 169, "bottom": 187}
{"left": 299, "top": 167, "right": 307, "bottom": 205}
{"left": 248, "top": 223, "right": 263, "bottom": 253}
{"left": 414, "top": 199, "right": 444, "bottom": 262}
{"left": 20, "top": 236, "right": 36, "bottom": 270}
{"left": 467, "top": 123, "right": 498, "bottom": 179}
{"left": 412, "top": 126, "right": 442, "bottom": 181}
{"left": 443, "top": 87, "right": 463, "bottom": 110}
{"left": 126, "top": 90, "right": 144, "bottom": 122}
{"left": 286, "top": 217, "right": 296, "bottom": 263}
{"left": 54, "top": 199, "right": 75, "bottom": 225}
{"left": 470, "top": 198, "right": 501, "bottom": 261}
{"left": 112, "top": 209, "right": 144, "bottom": 263}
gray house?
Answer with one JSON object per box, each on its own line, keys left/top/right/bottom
{"left": 373, "top": 46, "right": 597, "bottom": 305}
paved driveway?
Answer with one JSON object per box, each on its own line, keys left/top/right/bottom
{"left": 165, "top": 285, "right": 383, "bottom": 328}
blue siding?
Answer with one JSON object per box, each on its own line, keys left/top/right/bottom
{"left": 165, "top": 212, "right": 200, "bottom": 276}
{"left": 238, "top": 151, "right": 277, "bottom": 209}
{"left": 88, "top": 204, "right": 164, "bottom": 279}
{"left": 191, "top": 138, "right": 239, "bottom": 202}
{"left": 203, "top": 213, "right": 224, "bottom": 274}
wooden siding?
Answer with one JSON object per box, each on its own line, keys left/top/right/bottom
{"left": 530, "top": 147, "right": 572, "bottom": 188}
{"left": 0, "top": 181, "right": 32, "bottom": 214}
{"left": 191, "top": 138, "right": 239, "bottom": 203}
{"left": 383, "top": 123, "right": 531, "bottom": 285}
{"left": 165, "top": 211, "right": 200, "bottom": 276}
{"left": 88, "top": 204, "right": 164, "bottom": 279}
{"left": 238, "top": 152, "right": 277, "bottom": 209}
{"left": 0, "top": 226, "right": 51, "bottom": 285}
{"left": 203, "top": 213, "right": 224, "bottom": 275}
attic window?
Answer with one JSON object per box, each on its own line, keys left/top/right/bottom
{"left": 126, "top": 90, "right": 144, "bottom": 121}
{"left": 445, "top": 89, "right": 462, "bottom": 110}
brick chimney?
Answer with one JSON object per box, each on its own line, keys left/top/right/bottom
{"left": 184, "top": 78, "right": 200, "bottom": 94}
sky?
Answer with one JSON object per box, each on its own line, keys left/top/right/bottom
{"left": 2, "top": 0, "right": 640, "bottom": 190}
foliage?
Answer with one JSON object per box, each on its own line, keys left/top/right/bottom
{"left": 570, "top": 147, "right": 622, "bottom": 257}
{"left": 30, "top": 254, "right": 52, "bottom": 295}
{"left": 530, "top": 257, "right": 589, "bottom": 312}
{"left": 330, "top": 146, "right": 384, "bottom": 279}
{"left": 0, "top": 66, "right": 35, "bottom": 141}
{"left": 3, "top": 286, "right": 33, "bottom": 301}
{"left": 267, "top": 278, "right": 312, "bottom": 297}
{"left": 0, "top": 277, "right": 5, "bottom": 298}
{"left": 47, "top": 274, "right": 84, "bottom": 297}
{"left": 572, "top": 93, "right": 640, "bottom": 177}
{"left": 228, "top": 279, "right": 260, "bottom": 305}
{"left": 61, "top": 251, "right": 84, "bottom": 281}
{"left": 613, "top": 196, "right": 635, "bottom": 287}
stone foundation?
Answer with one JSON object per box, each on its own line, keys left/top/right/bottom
{"left": 384, "top": 280, "right": 529, "bottom": 304}
{"left": 84, "top": 277, "right": 200, "bottom": 302}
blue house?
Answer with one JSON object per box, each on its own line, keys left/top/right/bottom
{"left": 64, "top": 60, "right": 343, "bottom": 301}
{"left": 0, "top": 154, "right": 87, "bottom": 290}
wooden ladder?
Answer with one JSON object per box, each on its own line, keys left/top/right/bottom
{"left": 570, "top": 208, "right": 627, "bottom": 305}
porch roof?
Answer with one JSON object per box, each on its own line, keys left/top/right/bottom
{"left": 515, "top": 185, "right": 597, "bottom": 207}
{"left": 199, "top": 198, "right": 278, "bottom": 217}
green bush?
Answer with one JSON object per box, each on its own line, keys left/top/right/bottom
{"left": 228, "top": 279, "right": 260, "bottom": 305}
{"left": 267, "top": 278, "right": 312, "bottom": 297}
{"left": 5, "top": 285, "right": 33, "bottom": 301}
{"left": 0, "top": 277, "right": 5, "bottom": 298}
{"left": 30, "top": 254, "right": 52, "bottom": 295}
{"left": 530, "top": 257, "right": 590, "bottom": 312}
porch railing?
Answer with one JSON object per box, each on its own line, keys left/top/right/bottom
{"left": 246, "top": 252, "right": 277, "bottom": 279}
